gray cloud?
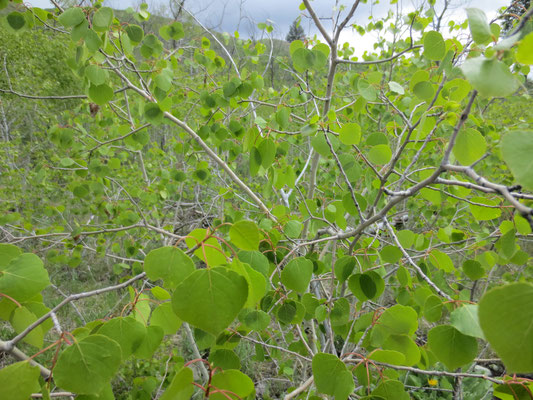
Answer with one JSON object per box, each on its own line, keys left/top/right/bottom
{"left": 27, "top": 0, "right": 510, "bottom": 41}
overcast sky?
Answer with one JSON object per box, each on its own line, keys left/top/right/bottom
{"left": 25, "top": 0, "right": 510, "bottom": 49}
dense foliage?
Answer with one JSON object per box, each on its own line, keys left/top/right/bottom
{"left": 1, "top": 0, "right": 533, "bottom": 399}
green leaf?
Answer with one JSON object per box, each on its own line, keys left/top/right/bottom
{"left": 383, "top": 334, "right": 420, "bottom": 365}
{"left": 348, "top": 272, "right": 385, "bottom": 301}
{"left": 339, "top": 123, "right": 361, "bottom": 145}
{"left": 150, "top": 302, "right": 182, "bottom": 335}
{"left": 210, "top": 370, "right": 255, "bottom": 400}
{"left": 97, "top": 317, "right": 146, "bottom": 359}
{"left": 450, "top": 304, "right": 484, "bottom": 339}
{"left": 424, "top": 31, "right": 445, "bottom": 60}
{"left": 466, "top": 8, "right": 492, "bottom": 44}
{"left": 501, "top": 130, "right": 533, "bottom": 190}
{"left": 160, "top": 368, "right": 195, "bottom": 400}
{"left": 358, "top": 79, "right": 377, "bottom": 101}
{"left": 258, "top": 138, "right": 276, "bottom": 168}
{"left": 423, "top": 295, "right": 443, "bottom": 323}
{"left": 331, "top": 297, "right": 350, "bottom": 326}
{"left": 334, "top": 256, "right": 356, "bottom": 283}
{"left": 453, "top": 128, "right": 486, "bottom": 165}
{"left": 237, "top": 250, "right": 269, "bottom": 277}
{"left": 380, "top": 245, "right": 402, "bottom": 263}
{"left": 134, "top": 325, "right": 163, "bottom": 359}
{"left": 140, "top": 34, "right": 164, "bottom": 58}
{"left": 369, "top": 349, "right": 406, "bottom": 366}
{"left": 11, "top": 306, "right": 44, "bottom": 348}
{"left": 428, "top": 325, "right": 478, "bottom": 370}
{"left": 497, "top": 228, "right": 516, "bottom": 259}
{"left": 397, "top": 230, "right": 415, "bottom": 248}
{"left": 469, "top": 196, "right": 501, "bottom": 220}
{"left": 462, "top": 259, "right": 485, "bottom": 280}
{"left": 284, "top": 220, "right": 303, "bottom": 239}
{"left": 368, "top": 144, "right": 392, "bottom": 165}
{"left": 85, "top": 65, "right": 108, "bottom": 86}
{"left": 275, "top": 107, "right": 290, "bottom": 129}
{"left": 228, "top": 259, "right": 266, "bottom": 308}
{"left": 312, "top": 353, "right": 355, "bottom": 400}
{"left": 516, "top": 32, "right": 533, "bottom": 65}
{"left": 241, "top": 309, "right": 270, "bottom": 331}
{"left": 372, "top": 380, "right": 410, "bottom": 400}
{"left": 281, "top": 257, "right": 313, "bottom": 293}
{"left": 230, "top": 220, "right": 260, "bottom": 251}
{"left": 292, "top": 48, "right": 315, "bottom": 72}
{"left": 92, "top": 7, "right": 113, "bottom": 32}
{"left": 461, "top": 57, "right": 519, "bottom": 98}
{"left": 58, "top": 8, "right": 86, "bottom": 28}
{"left": 478, "top": 283, "right": 533, "bottom": 373}
{"left": 159, "top": 22, "right": 184, "bottom": 41}
{"left": 277, "top": 300, "right": 297, "bottom": 323}
{"left": 0, "top": 244, "right": 21, "bottom": 268}
{"left": 125, "top": 24, "right": 144, "bottom": 43}
{"left": 171, "top": 268, "right": 248, "bottom": 335}
{"left": 7, "top": 12, "right": 26, "bottom": 30}
{"left": 413, "top": 81, "right": 435, "bottom": 100}
{"left": 388, "top": 81, "right": 404, "bottom": 95}
{"left": 144, "top": 102, "right": 164, "bottom": 124}
{"left": 154, "top": 73, "right": 172, "bottom": 91}
{"left": 0, "top": 253, "right": 50, "bottom": 302}
{"left": 88, "top": 83, "right": 113, "bottom": 105}
{"left": 84, "top": 29, "right": 103, "bottom": 52}
{"left": 209, "top": 349, "right": 241, "bottom": 370}
{"left": 185, "top": 229, "right": 227, "bottom": 267}
{"left": 428, "top": 249, "right": 455, "bottom": 273}
{"left": 144, "top": 247, "right": 195, "bottom": 289}
{"left": 54, "top": 335, "right": 122, "bottom": 395}
{"left": 377, "top": 305, "right": 418, "bottom": 335}
{"left": 0, "top": 361, "right": 40, "bottom": 400}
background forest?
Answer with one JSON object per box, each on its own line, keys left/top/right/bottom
{"left": 1, "top": 0, "right": 533, "bottom": 399}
